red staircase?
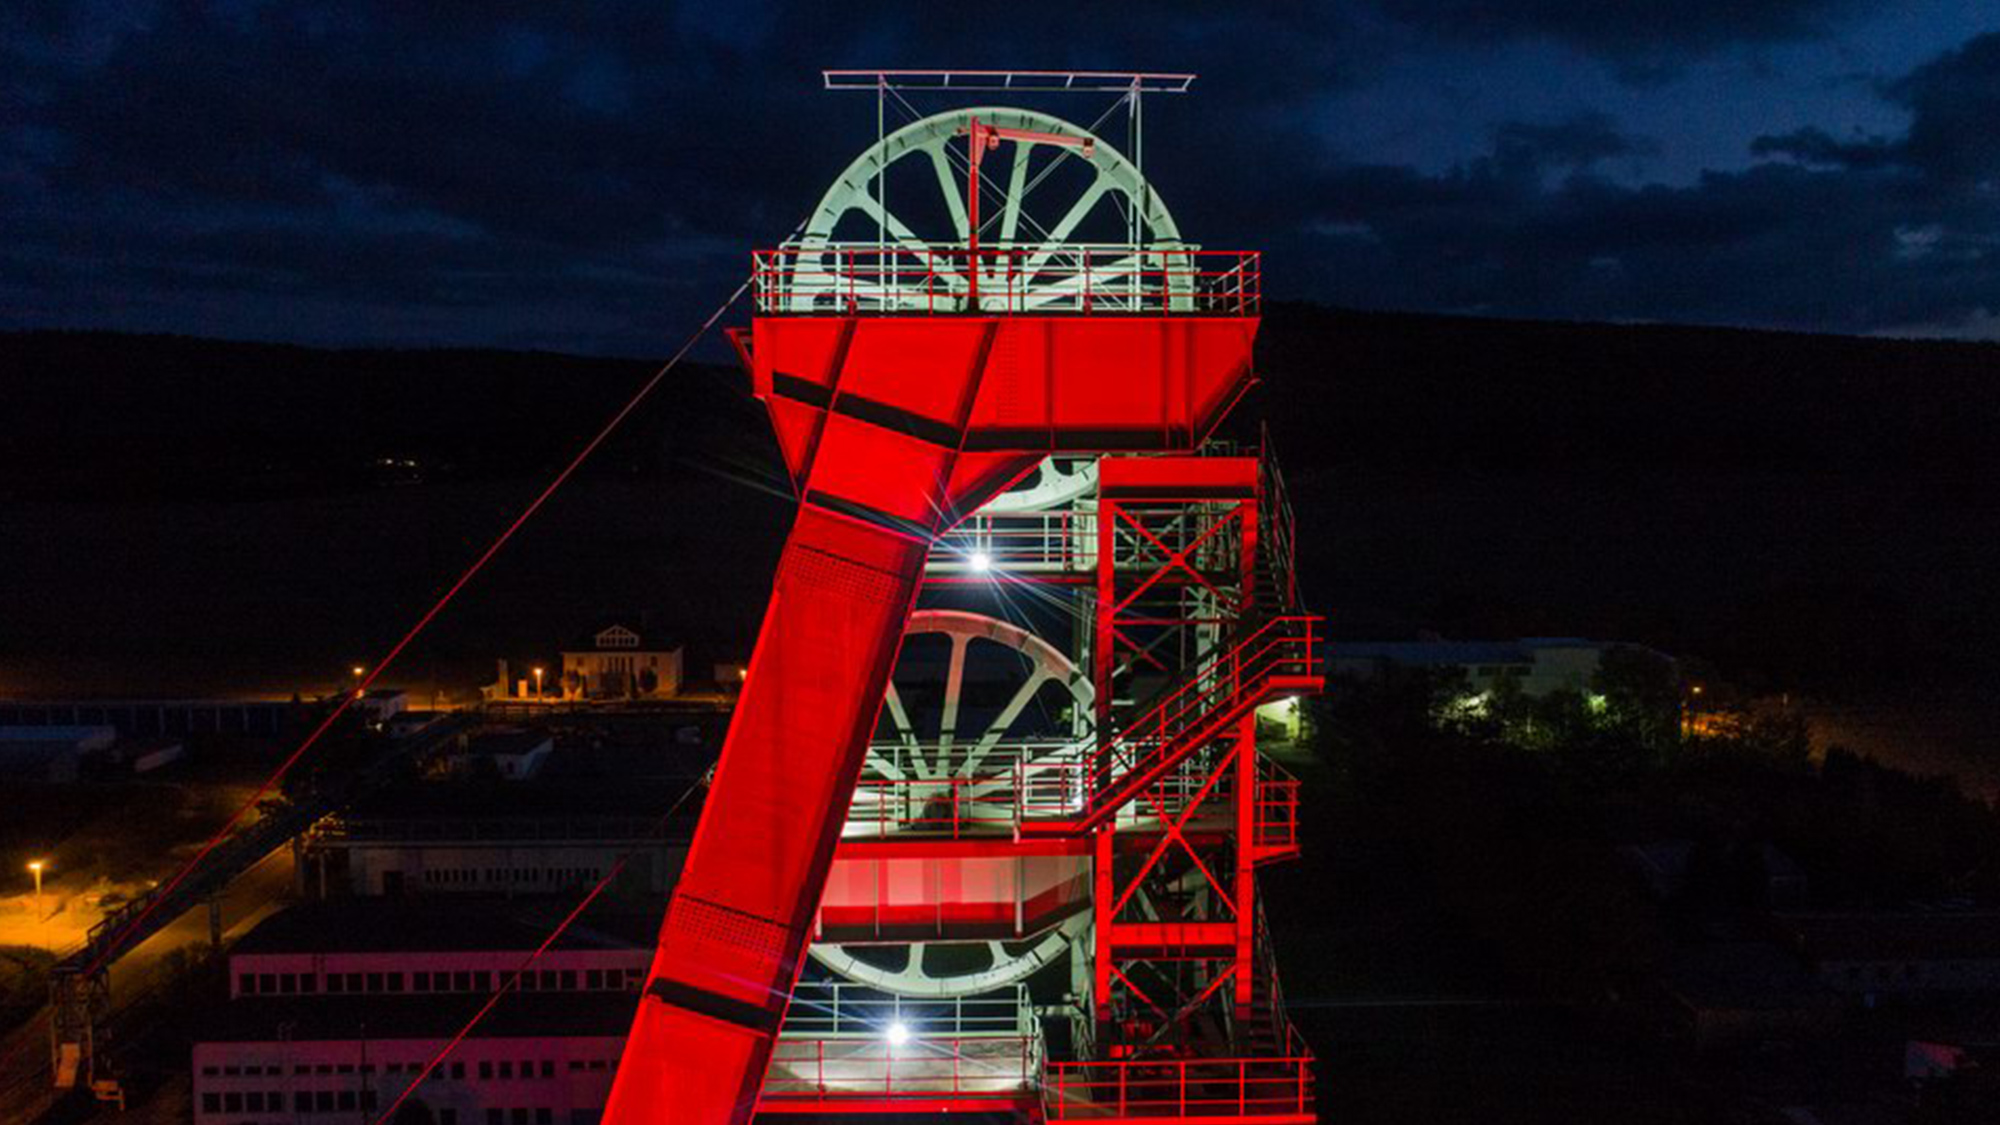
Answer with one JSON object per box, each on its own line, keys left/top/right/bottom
{"left": 1023, "top": 616, "right": 1322, "bottom": 835}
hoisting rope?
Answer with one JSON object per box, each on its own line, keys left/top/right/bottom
{"left": 0, "top": 274, "right": 754, "bottom": 1095}
{"left": 367, "top": 767, "right": 714, "bottom": 1125}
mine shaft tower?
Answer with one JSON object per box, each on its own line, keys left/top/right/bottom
{"left": 607, "top": 71, "right": 1324, "bottom": 1124}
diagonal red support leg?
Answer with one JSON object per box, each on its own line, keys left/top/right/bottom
{"left": 607, "top": 311, "right": 1262, "bottom": 1124}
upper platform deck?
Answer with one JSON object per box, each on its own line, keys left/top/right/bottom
{"left": 753, "top": 245, "right": 1260, "bottom": 317}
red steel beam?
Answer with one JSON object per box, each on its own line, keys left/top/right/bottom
{"left": 605, "top": 314, "right": 1258, "bottom": 1125}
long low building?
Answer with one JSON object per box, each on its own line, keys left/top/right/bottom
{"left": 0, "top": 698, "right": 300, "bottom": 737}
{"left": 193, "top": 900, "right": 650, "bottom": 1125}
{"left": 301, "top": 779, "right": 695, "bottom": 900}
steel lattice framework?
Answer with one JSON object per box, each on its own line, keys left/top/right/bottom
{"left": 606, "top": 76, "right": 1322, "bottom": 1124}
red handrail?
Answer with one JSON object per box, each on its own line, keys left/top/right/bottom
{"left": 751, "top": 246, "right": 1261, "bottom": 316}
{"left": 1042, "top": 1052, "right": 1315, "bottom": 1121}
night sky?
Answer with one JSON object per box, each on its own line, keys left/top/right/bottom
{"left": 5, "top": 1, "right": 1999, "bottom": 356}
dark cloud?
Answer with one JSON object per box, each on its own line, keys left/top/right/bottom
{"left": 1885, "top": 31, "right": 2000, "bottom": 182}
{"left": 1751, "top": 32, "right": 2000, "bottom": 181}
{"left": 2, "top": 5, "right": 1998, "bottom": 350}
{"left": 1293, "top": 33, "right": 2000, "bottom": 337}
{"left": 1376, "top": 0, "right": 1866, "bottom": 80}
{"left": 1493, "top": 113, "right": 1659, "bottom": 172}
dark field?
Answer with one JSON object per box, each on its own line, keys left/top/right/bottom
{"left": 3, "top": 311, "right": 1997, "bottom": 786}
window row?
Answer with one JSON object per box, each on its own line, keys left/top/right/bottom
{"left": 421, "top": 866, "right": 603, "bottom": 887}
{"left": 236, "top": 966, "right": 642, "bottom": 998}
{"left": 486, "top": 1108, "right": 556, "bottom": 1125}
{"left": 202, "top": 1089, "right": 377, "bottom": 1114}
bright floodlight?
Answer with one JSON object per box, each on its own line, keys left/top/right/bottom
{"left": 969, "top": 551, "right": 992, "bottom": 573}
{"left": 885, "top": 1021, "right": 911, "bottom": 1046}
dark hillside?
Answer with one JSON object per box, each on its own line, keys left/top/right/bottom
{"left": 3, "top": 314, "right": 1996, "bottom": 709}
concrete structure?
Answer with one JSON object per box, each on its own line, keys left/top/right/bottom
{"left": 561, "top": 623, "right": 682, "bottom": 701}
{"left": 387, "top": 709, "right": 447, "bottom": 740}
{"left": 447, "top": 731, "right": 555, "bottom": 782}
{"left": 301, "top": 780, "right": 690, "bottom": 900}
{"left": 1780, "top": 911, "right": 2000, "bottom": 1001}
{"left": 0, "top": 724, "right": 114, "bottom": 782}
{"left": 357, "top": 689, "right": 409, "bottom": 727}
{"left": 1658, "top": 942, "right": 1840, "bottom": 1053}
{"left": 192, "top": 901, "right": 648, "bottom": 1125}
{"left": 1331, "top": 637, "right": 1666, "bottom": 698}
{"left": 0, "top": 699, "right": 296, "bottom": 737}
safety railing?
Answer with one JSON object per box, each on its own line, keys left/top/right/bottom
{"left": 1254, "top": 763, "right": 1301, "bottom": 855}
{"left": 931, "top": 509, "right": 1097, "bottom": 576}
{"left": 764, "top": 1036, "right": 1043, "bottom": 1101}
{"left": 843, "top": 776, "right": 1021, "bottom": 838}
{"left": 783, "top": 982, "right": 1033, "bottom": 1038}
{"left": 1026, "top": 616, "right": 1322, "bottom": 830}
{"left": 753, "top": 244, "right": 1260, "bottom": 316}
{"left": 765, "top": 983, "right": 1042, "bottom": 1103}
{"left": 1043, "top": 1054, "right": 1315, "bottom": 1121}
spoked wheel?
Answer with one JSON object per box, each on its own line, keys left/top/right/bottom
{"left": 809, "top": 917, "right": 1088, "bottom": 999}
{"left": 866, "top": 609, "right": 1093, "bottom": 787}
{"left": 784, "top": 107, "right": 1191, "bottom": 313}
{"left": 980, "top": 456, "right": 1096, "bottom": 515}
{"left": 812, "top": 609, "right": 1095, "bottom": 996}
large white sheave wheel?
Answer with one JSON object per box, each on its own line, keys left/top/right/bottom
{"left": 785, "top": 106, "right": 1191, "bottom": 313}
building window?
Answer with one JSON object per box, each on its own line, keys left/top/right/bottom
{"left": 487, "top": 1111, "right": 503, "bottom": 1125}
{"left": 224, "top": 1092, "right": 242, "bottom": 1112}
{"left": 300, "top": 973, "right": 317, "bottom": 994}
{"left": 440, "top": 1112, "right": 457, "bottom": 1125}
{"left": 367, "top": 972, "right": 384, "bottom": 992}
{"left": 327, "top": 973, "right": 345, "bottom": 993}
{"left": 339, "top": 1089, "right": 358, "bottom": 1111}
{"left": 499, "top": 1060, "right": 513, "bottom": 1079}
{"left": 539, "top": 1060, "right": 554, "bottom": 1078}
{"left": 238, "top": 974, "right": 255, "bottom": 995}
{"left": 258, "top": 973, "right": 277, "bottom": 993}
{"left": 414, "top": 971, "right": 430, "bottom": 991}
{"left": 480, "top": 1061, "right": 494, "bottom": 1080}
{"left": 512, "top": 1109, "right": 530, "bottom": 1125}
{"left": 202, "top": 1093, "right": 220, "bottom": 1113}
{"left": 295, "top": 1091, "right": 311, "bottom": 1112}
{"left": 279, "top": 973, "right": 297, "bottom": 994}
{"left": 451, "top": 1062, "right": 466, "bottom": 1080}
{"left": 536, "top": 1110, "right": 553, "bottom": 1125}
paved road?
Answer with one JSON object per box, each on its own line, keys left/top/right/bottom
{"left": 0, "top": 845, "right": 295, "bottom": 1122}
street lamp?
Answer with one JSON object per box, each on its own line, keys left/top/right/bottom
{"left": 27, "top": 860, "right": 44, "bottom": 918}
{"left": 532, "top": 666, "right": 545, "bottom": 699}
